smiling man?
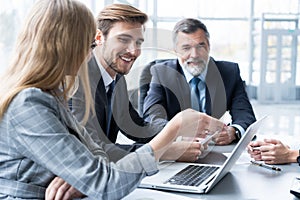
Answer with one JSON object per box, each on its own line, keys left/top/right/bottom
{"left": 71, "top": 4, "right": 205, "bottom": 162}
{"left": 71, "top": 4, "right": 155, "bottom": 157}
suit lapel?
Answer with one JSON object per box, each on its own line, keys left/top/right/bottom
{"left": 174, "top": 61, "right": 191, "bottom": 109}
{"left": 154, "top": 60, "right": 191, "bottom": 110}
{"left": 205, "top": 57, "right": 227, "bottom": 118}
{"left": 88, "top": 56, "right": 109, "bottom": 135}
{"left": 95, "top": 77, "right": 109, "bottom": 133}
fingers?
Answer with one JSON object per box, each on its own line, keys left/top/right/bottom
{"left": 62, "top": 186, "right": 85, "bottom": 200}
{"left": 46, "top": 177, "right": 70, "bottom": 200}
{"left": 247, "top": 144, "right": 261, "bottom": 155}
{"left": 195, "top": 113, "right": 225, "bottom": 139}
{"left": 184, "top": 142, "right": 203, "bottom": 160}
{"left": 263, "top": 138, "right": 280, "bottom": 145}
{"left": 161, "top": 140, "right": 202, "bottom": 161}
{"left": 197, "top": 129, "right": 209, "bottom": 138}
{"left": 206, "top": 116, "right": 226, "bottom": 133}
{"left": 181, "top": 136, "right": 202, "bottom": 141}
{"left": 247, "top": 140, "right": 267, "bottom": 151}
{"left": 151, "top": 109, "right": 223, "bottom": 161}
{"left": 190, "top": 141, "right": 207, "bottom": 160}
{"left": 174, "top": 110, "right": 225, "bottom": 140}
{"left": 263, "top": 139, "right": 289, "bottom": 150}
{"left": 174, "top": 141, "right": 203, "bottom": 162}
{"left": 247, "top": 140, "right": 280, "bottom": 163}
{"left": 46, "top": 177, "right": 84, "bottom": 200}
{"left": 213, "top": 130, "right": 234, "bottom": 145}
{"left": 200, "top": 131, "right": 219, "bottom": 145}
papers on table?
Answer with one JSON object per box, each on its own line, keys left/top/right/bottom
{"left": 122, "top": 188, "right": 196, "bottom": 200}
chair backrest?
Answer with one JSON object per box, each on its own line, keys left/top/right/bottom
{"left": 138, "top": 59, "right": 170, "bottom": 115}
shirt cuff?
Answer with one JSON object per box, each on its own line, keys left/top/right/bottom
{"left": 136, "top": 144, "right": 158, "bottom": 176}
{"left": 231, "top": 124, "right": 245, "bottom": 136}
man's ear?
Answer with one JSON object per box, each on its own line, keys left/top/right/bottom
{"left": 95, "top": 29, "right": 104, "bottom": 45}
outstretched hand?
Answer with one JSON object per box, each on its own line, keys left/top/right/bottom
{"left": 161, "top": 137, "right": 207, "bottom": 162}
{"left": 149, "top": 109, "right": 225, "bottom": 161}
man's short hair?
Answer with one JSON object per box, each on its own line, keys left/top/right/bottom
{"left": 96, "top": 4, "right": 148, "bottom": 37}
{"left": 172, "top": 18, "right": 210, "bottom": 45}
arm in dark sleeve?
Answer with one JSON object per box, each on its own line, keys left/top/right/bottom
{"left": 228, "top": 63, "right": 256, "bottom": 131}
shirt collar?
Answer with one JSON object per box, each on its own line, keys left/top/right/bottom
{"left": 93, "top": 52, "right": 115, "bottom": 90}
{"left": 178, "top": 58, "right": 208, "bottom": 83}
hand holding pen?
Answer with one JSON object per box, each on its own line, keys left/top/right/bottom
{"left": 247, "top": 138, "right": 293, "bottom": 165}
{"left": 247, "top": 140, "right": 266, "bottom": 160}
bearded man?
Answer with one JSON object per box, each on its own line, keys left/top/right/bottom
{"left": 141, "top": 18, "right": 256, "bottom": 145}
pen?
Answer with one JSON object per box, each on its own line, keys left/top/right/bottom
{"left": 250, "top": 160, "right": 282, "bottom": 171}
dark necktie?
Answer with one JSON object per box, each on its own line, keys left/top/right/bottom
{"left": 106, "top": 80, "right": 115, "bottom": 134}
{"left": 189, "top": 77, "right": 201, "bottom": 112}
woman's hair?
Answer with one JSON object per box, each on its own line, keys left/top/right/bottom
{"left": 96, "top": 3, "right": 148, "bottom": 37}
{"left": 0, "top": 0, "right": 96, "bottom": 122}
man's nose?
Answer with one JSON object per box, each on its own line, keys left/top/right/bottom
{"left": 127, "top": 42, "right": 140, "bottom": 55}
{"left": 190, "top": 46, "right": 200, "bottom": 58}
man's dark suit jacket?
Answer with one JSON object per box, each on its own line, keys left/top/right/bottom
{"left": 141, "top": 57, "right": 256, "bottom": 132}
{"left": 71, "top": 56, "right": 160, "bottom": 160}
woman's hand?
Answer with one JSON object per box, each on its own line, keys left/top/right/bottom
{"left": 149, "top": 109, "right": 225, "bottom": 161}
{"left": 161, "top": 136, "right": 207, "bottom": 162}
{"left": 46, "top": 177, "right": 85, "bottom": 200}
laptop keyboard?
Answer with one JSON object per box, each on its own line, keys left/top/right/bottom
{"left": 165, "top": 165, "right": 219, "bottom": 186}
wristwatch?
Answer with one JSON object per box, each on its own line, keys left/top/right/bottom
{"left": 233, "top": 127, "right": 241, "bottom": 141}
{"left": 297, "top": 149, "right": 300, "bottom": 166}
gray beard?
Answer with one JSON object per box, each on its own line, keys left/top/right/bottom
{"left": 183, "top": 62, "right": 207, "bottom": 76}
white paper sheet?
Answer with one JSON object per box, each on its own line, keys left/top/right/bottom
{"left": 122, "top": 188, "right": 196, "bottom": 200}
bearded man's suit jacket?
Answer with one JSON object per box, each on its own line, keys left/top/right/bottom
{"left": 141, "top": 57, "right": 256, "bottom": 134}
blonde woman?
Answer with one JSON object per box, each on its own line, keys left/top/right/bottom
{"left": 0, "top": 0, "right": 225, "bottom": 199}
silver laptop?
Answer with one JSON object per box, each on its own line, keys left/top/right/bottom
{"left": 139, "top": 116, "right": 267, "bottom": 193}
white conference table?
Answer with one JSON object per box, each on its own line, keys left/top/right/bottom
{"left": 179, "top": 153, "right": 300, "bottom": 199}
{"left": 126, "top": 144, "right": 300, "bottom": 200}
